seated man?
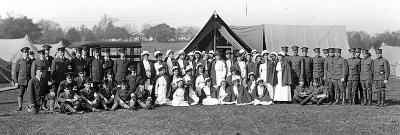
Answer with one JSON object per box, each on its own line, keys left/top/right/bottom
{"left": 133, "top": 84, "right": 154, "bottom": 110}
{"left": 310, "top": 78, "right": 329, "bottom": 105}
{"left": 112, "top": 82, "right": 136, "bottom": 111}
{"left": 73, "top": 68, "right": 86, "bottom": 90}
{"left": 57, "top": 84, "right": 84, "bottom": 114}
{"left": 78, "top": 79, "right": 101, "bottom": 112}
{"left": 293, "top": 82, "right": 312, "bottom": 105}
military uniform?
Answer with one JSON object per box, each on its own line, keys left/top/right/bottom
{"left": 13, "top": 47, "right": 33, "bottom": 110}
{"left": 346, "top": 48, "right": 361, "bottom": 105}
{"left": 332, "top": 49, "right": 348, "bottom": 105}
{"left": 26, "top": 70, "right": 47, "bottom": 114}
{"left": 90, "top": 55, "right": 105, "bottom": 84}
{"left": 360, "top": 50, "right": 373, "bottom": 105}
{"left": 289, "top": 46, "right": 303, "bottom": 85}
{"left": 301, "top": 47, "right": 313, "bottom": 85}
{"left": 373, "top": 49, "right": 390, "bottom": 106}
{"left": 324, "top": 48, "right": 335, "bottom": 103}
{"left": 312, "top": 48, "right": 324, "bottom": 86}
{"left": 102, "top": 48, "right": 114, "bottom": 77}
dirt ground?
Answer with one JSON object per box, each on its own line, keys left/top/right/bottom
{"left": 0, "top": 79, "right": 399, "bottom": 134}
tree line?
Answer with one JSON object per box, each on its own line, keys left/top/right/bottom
{"left": 0, "top": 14, "right": 199, "bottom": 44}
{"left": 0, "top": 14, "right": 399, "bottom": 48}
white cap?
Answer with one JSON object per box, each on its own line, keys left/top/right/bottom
{"left": 166, "top": 50, "right": 172, "bottom": 55}
{"left": 278, "top": 51, "right": 285, "bottom": 56}
{"left": 172, "top": 66, "right": 179, "bottom": 71}
{"left": 257, "top": 78, "right": 263, "bottom": 82}
{"left": 154, "top": 51, "right": 162, "bottom": 56}
{"left": 185, "top": 65, "right": 193, "bottom": 71}
{"left": 232, "top": 75, "right": 241, "bottom": 81}
{"left": 251, "top": 49, "right": 257, "bottom": 54}
{"left": 208, "top": 50, "right": 214, "bottom": 54}
{"left": 254, "top": 54, "right": 261, "bottom": 58}
{"left": 261, "top": 50, "right": 270, "bottom": 56}
{"left": 187, "top": 52, "right": 194, "bottom": 56}
{"left": 270, "top": 52, "right": 278, "bottom": 56}
{"left": 248, "top": 72, "right": 255, "bottom": 77}
{"left": 239, "top": 49, "right": 245, "bottom": 54}
{"left": 205, "top": 77, "right": 211, "bottom": 82}
{"left": 176, "top": 78, "right": 184, "bottom": 83}
{"left": 194, "top": 51, "right": 201, "bottom": 54}
{"left": 141, "top": 51, "right": 150, "bottom": 56}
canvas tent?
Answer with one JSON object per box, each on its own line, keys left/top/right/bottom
{"left": 34, "top": 40, "right": 73, "bottom": 59}
{"left": 231, "top": 24, "right": 350, "bottom": 56}
{"left": 0, "top": 35, "right": 38, "bottom": 83}
{"left": 380, "top": 42, "right": 400, "bottom": 78}
{"left": 182, "top": 13, "right": 252, "bottom": 53}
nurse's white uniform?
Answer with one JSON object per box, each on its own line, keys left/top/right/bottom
{"left": 273, "top": 61, "right": 292, "bottom": 101}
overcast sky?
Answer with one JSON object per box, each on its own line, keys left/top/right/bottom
{"left": 0, "top": 0, "right": 399, "bottom": 34}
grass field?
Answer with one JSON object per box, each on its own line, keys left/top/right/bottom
{"left": 0, "top": 79, "right": 399, "bottom": 134}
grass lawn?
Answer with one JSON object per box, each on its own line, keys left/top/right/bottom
{"left": 0, "top": 79, "right": 399, "bottom": 134}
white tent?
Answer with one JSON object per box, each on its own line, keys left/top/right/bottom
{"left": 380, "top": 42, "right": 400, "bottom": 78}
{"left": 0, "top": 35, "right": 38, "bottom": 83}
{"left": 368, "top": 46, "right": 377, "bottom": 59}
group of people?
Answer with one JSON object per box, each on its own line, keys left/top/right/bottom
{"left": 13, "top": 44, "right": 390, "bottom": 114}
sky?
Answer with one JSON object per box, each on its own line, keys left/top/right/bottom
{"left": 0, "top": 0, "right": 399, "bottom": 34}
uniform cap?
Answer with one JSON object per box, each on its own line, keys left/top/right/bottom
{"left": 355, "top": 48, "right": 361, "bottom": 53}
{"left": 322, "top": 49, "right": 328, "bottom": 54}
{"left": 57, "top": 47, "right": 66, "bottom": 52}
{"left": 361, "top": 49, "right": 369, "bottom": 53}
{"left": 301, "top": 47, "right": 309, "bottom": 52}
{"left": 281, "top": 46, "right": 289, "bottom": 51}
{"left": 75, "top": 48, "right": 83, "bottom": 53}
{"left": 328, "top": 48, "right": 335, "bottom": 53}
{"left": 313, "top": 48, "right": 321, "bottom": 53}
{"left": 128, "top": 65, "right": 136, "bottom": 71}
{"left": 335, "top": 48, "right": 342, "bottom": 53}
{"left": 29, "top": 51, "right": 34, "bottom": 55}
{"left": 348, "top": 48, "right": 356, "bottom": 52}
{"left": 292, "top": 46, "right": 299, "bottom": 51}
{"left": 36, "top": 66, "right": 45, "bottom": 71}
{"left": 102, "top": 48, "right": 110, "bottom": 53}
{"left": 65, "top": 72, "right": 74, "bottom": 78}
{"left": 42, "top": 45, "right": 51, "bottom": 50}
{"left": 376, "top": 49, "right": 382, "bottom": 54}
{"left": 20, "top": 47, "right": 30, "bottom": 53}
{"left": 225, "top": 50, "right": 232, "bottom": 54}
{"left": 37, "top": 50, "right": 45, "bottom": 55}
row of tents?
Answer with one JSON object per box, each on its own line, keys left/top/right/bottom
{"left": 0, "top": 13, "right": 399, "bottom": 84}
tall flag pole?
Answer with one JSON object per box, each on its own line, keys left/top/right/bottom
{"left": 245, "top": 0, "right": 248, "bottom": 16}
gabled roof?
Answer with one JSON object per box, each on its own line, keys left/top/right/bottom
{"left": 182, "top": 13, "right": 252, "bottom": 53}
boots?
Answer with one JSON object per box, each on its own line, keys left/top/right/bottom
{"left": 367, "top": 92, "right": 372, "bottom": 106}
{"left": 376, "top": 92, "right": 381, "bottom": 106}
{"left": 333, "top": 92, "right": 340, "bottom": 105}
{"left": 341, "top": 93, "right": 346, "bottom": 105}
{"left": 110, "top": 103, "right": 118, "bottom": 111}
{"left": 316, "top": 98, "right": 325, "bottom": 105}
{"left": 41, "top": 99, "right": 49, "bottom": 110}
{"left": 16, "top": 97, "right": 22, "bottom": 111}
{"left": 380, "top": 91, "right": 385, "bottom": 107}
{"left": 362, "top": 91, "right": 368, "bottom": 106}
{"left": 49, "top": 100, "right": 55, "bottom": 111}
{"left": 351, "top": 91, "right": 356, "bottom": 105}
{"left": 348, "top": 91, "right": 353, "bottom": 105}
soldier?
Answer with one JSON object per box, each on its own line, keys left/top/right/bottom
{"left": 301, "top": 47, "right": 313, "bottom": 86}
{"left": 31, "top": 50, "right": 51, "bottom": 82}
{"left": 373, "top": 49, "right": 390, "bottom": 107}
{"left": 281, "top": 46, "right": 290, "bottom": 61}
{"left": 73, "top": 68, "right": 87, "bottom": 90}
{"left": 78, "top": 79, "right": 101, "bottom": 112}
{"left": 90, "top": 48, "right": 105, "bottom": 88}
{"left": 347, "top": 48, "right": 361, "bottom": 105}
{"left": 51, "top": 47, "right": 70, "bottom": 93}
{"left": 360, "top": 49, "right": 373, "bottom": 105}
{"left": 102, "top": 48, "right": 114, "bottom": 78}
{"left": 42, "top": 45, "right": 54, "bottom": 71}
{"left": 13, "top": 47, "right": 33, "bottom": 111}
{"left": 289, "top": 46, "right": 304, "bottom": 87}
{"left": 29, "top": 51, "right": 35, "bottom": 61}
{"left": 355, "top": 48, "right": 363, "bottom": 104}
{"left": 332, "top": 48, "right": 348, "bottom": 105}
{"left": 26, "top": 66, "right": 46, "bottom": 114}
{"left": 70, "top": 48, "right": 86, "bottom": 76}
{"left": 324, "top": 48, "right": 335, "bottom": 104}
{"left": 322, "top": 49, "right": 329, "bottom": 58}
{"left": 312, "top": 48, "right": 324, "bottom": 86}
{"left": 113, "top": 48, "right": 132, "bottom": 83}
{"left": 81, "top": 47, "right": 91, "bottom": 77}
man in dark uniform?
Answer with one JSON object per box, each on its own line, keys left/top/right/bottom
{"left": 324, "top": 48, "right": 335, "bottom": 104}
{"left": 26, "top": 66, "right": 47, "bottom": 114}
{"left": 301, "top": 47, "right": 313, "bottom": 86}
{"left": 42, "top": 45, "right": 54, "bottom": 72}
{"left": 13, "top": 47, "right": 34, "bottom": 111}
{"left": 312, "top": 48, "right": 324, "bottom": 86}
{"left": 373, "top": 49, "right": 390, "bottom": 107}
{"left": 74, "top": 68, "right": 87, "bottom": 90}
{"left": 70, "top": 48, "right": 86, "bottom": 76}
{"left": 347, "top": 48, "right": 361, "bottom": 105}
{"left": 90, "top": 48, "right": 105, "bottom": 88}
{"left": 102, "top": 48, "right": 114, "bottom": 79}
{"left": 289, "top": 46, "right": 304, "bottom": 87}
{"left": 360, "top": 49, "right": 373, "bottom": 105}
{"left": 113, "top": 48, "right": 132, "bottom": 83}
{"left": 82, "top": 47, "right": 92, "bottom": 77}
{"left": 281, "top": 46, "right": 290, "bottom": 61}
{"left": 322, "top": 49, "right": 329, "bottom": 58}
{"left": 31, "top": 50, "right": 51, "bottom": 110}
{"left": 354, "top": 48, "right": 363, "bottom": 104}
{"left": 50, "top": 47, "right": 70, "bottom": 109}
{"left": 29, "top": 51, "right": 35, "bottom": 61}
{"left": 332, "top": 48, "right": 348, "bottom": 105}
